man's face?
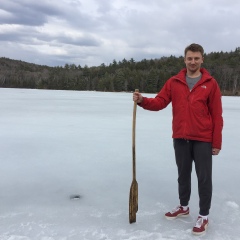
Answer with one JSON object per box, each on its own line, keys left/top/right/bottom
{"left": 184, "top": 51, "right": 203, "bottom": 73}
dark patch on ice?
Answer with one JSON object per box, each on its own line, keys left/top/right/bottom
{"left": 70, "top": 194, "right": 81, "bottom": 200}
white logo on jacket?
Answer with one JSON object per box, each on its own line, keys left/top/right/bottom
{"left": 201, "top": 85, "right": 207, "bottom": 89}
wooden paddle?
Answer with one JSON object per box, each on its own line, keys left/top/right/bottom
{"left": 129, "top": 89, "right": 139, "bottom": 223}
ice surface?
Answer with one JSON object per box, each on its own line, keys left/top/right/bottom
{"left": 0, "top": 88, "right": 239, "bottom": 240}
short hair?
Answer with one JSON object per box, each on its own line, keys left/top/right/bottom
{"left": 184, "top": 43, "right": 204, "bottom": 57}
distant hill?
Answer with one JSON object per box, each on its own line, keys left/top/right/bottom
{"left": 1, "top": 48, "right": 240, "bottom": 95}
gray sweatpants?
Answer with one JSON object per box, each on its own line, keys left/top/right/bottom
{"left": 173, "top": 139, "right": 212, "bottom": 216}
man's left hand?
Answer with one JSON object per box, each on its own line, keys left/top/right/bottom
{"left": 212, "top": 148, "right": 220, "bottom": 155}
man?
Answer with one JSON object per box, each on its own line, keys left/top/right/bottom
{"left": 133, "top": 43, "right": 223, "bottom": 235}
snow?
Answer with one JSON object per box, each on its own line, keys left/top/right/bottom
{"left": 0, "top": 88, "right": 239, "bottom": 240}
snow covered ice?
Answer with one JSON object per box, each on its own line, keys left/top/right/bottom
{"left": 0, "top": 88, "right": 239, "bottom": 240}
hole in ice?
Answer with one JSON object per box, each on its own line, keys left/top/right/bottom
{"left": 69, "top": 194, "right": 81, "bottom": 200}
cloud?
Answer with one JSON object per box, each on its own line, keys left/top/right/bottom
{"left": 0, "top": 0, "right": 240, "bottom": 67}
{"left": 0, "top": 0, "right": 62, "bottom": 26}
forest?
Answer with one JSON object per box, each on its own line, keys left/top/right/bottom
{"left": 0, "top": 47, "right": 240, "bottom": 95}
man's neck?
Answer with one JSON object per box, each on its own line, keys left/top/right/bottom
{"left": 186, "top": 70, "right": 201, "bottom": 78}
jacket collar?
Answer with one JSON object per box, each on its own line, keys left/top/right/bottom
{"left": 174, "top": 68, "right": 212, "bottom": 85}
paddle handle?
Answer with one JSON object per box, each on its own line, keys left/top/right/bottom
{"left": 132, "top": 89, "right": 139, "bottom": 180}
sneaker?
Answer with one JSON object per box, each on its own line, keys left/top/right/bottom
{"left": 165, "top": 205, "right": 189, "bottom": 219}
{"left": 192, "top": 216, "right": 209, "bottom": 235}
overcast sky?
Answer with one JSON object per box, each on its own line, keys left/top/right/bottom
{"left": 0, "top": 0, "right": 240, "bottom": 67}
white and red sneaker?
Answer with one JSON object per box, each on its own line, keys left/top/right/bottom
{"left": 165, "top": 205, "right": 189, "bottom": 219}
{"left": 192, "top": 216, "right": 209, "bottom": 235}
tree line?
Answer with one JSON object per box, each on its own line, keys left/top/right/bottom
{"left": 0, "top": 47, "right": 240, "bottom": 95}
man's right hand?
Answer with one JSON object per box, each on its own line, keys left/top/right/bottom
{"left": 133, "top": 91, "right": 143, "bottom": 103}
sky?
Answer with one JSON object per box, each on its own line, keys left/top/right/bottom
{"left": 0, "top": 88, "right": 239, "bottom": 239}
{"left": 0, "top": 0, "right": 240, "bottom": 67}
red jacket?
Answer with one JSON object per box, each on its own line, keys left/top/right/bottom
{"left": 139, "top": 68, "right": 223, "bottom": 149}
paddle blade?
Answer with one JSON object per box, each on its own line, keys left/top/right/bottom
{"left": 129, "top": 179, "right": 138, "bottom": 223}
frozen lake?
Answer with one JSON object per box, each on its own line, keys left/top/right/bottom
{"left": 0, "top": 88, "right": 239, "bottom": 240}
